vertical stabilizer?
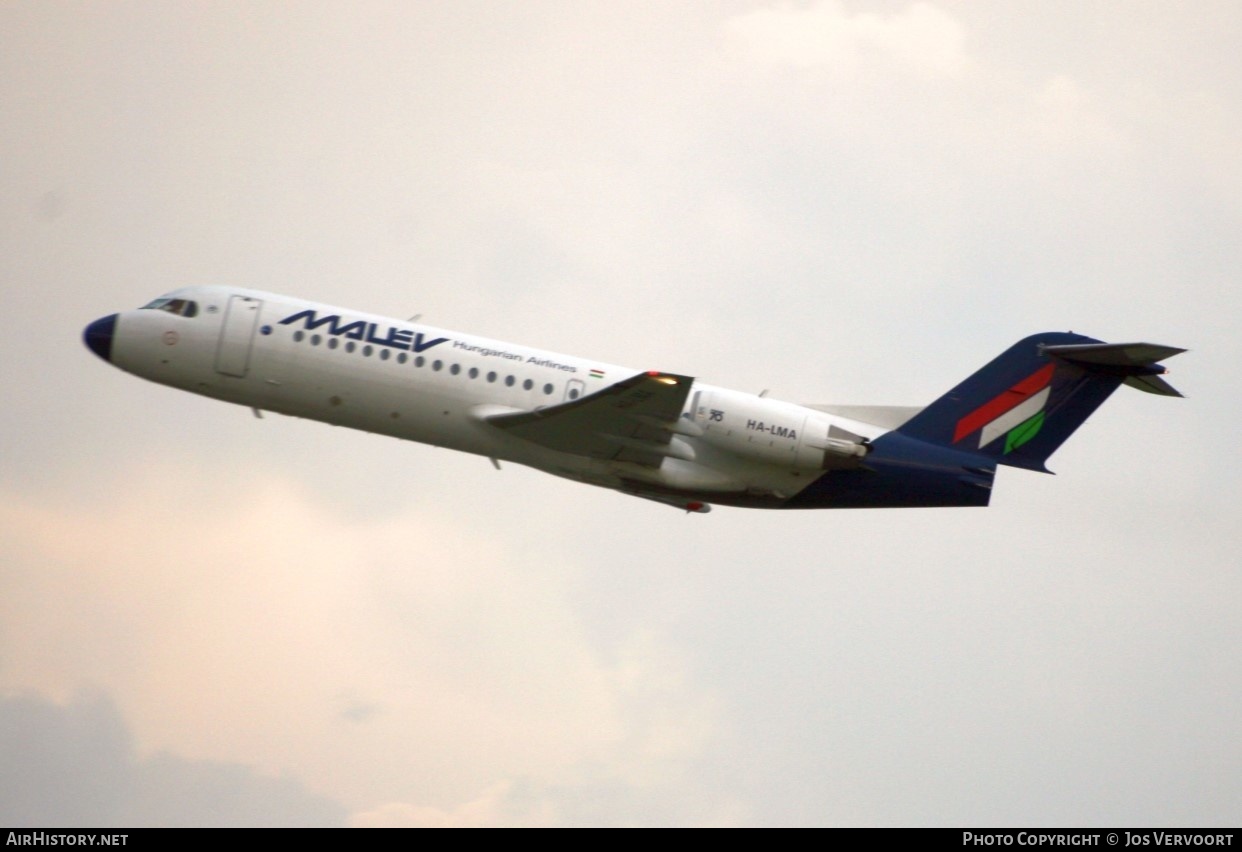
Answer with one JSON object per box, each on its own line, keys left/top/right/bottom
{"left": 897, "top": 333, "right": 1183, "bottom": 472}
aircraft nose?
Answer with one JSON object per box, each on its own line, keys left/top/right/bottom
{"left": 83, "top": 314, "right": 118, "bottom": 362}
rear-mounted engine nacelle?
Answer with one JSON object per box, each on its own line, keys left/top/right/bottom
{"left": 692, "top": 390, "right": 869, "bottom": 471}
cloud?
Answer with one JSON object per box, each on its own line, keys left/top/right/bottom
{"left": 0, "top": 459, "right": 725, "bottom": 824}
{"left": 725, "top": 1, "right": 969, "bottom": 77}
{"left": 351, "top": 782, "right": 556, "bottom": 828}
{"left": 0, "top": 692, "right": 345, "bottom": 827}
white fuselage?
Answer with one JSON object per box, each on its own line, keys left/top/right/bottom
{"left": 92, "top": 285, "right": 892, "bottom": 510}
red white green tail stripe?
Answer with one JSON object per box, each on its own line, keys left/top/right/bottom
{"left": 953, "top": 363, "right": 1054, "bottom": 453}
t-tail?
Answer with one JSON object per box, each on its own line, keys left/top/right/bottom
{"left": 896, "top": 332, "right": 1185, "bottom": 473}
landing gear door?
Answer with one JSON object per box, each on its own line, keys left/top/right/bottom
{"left": 215, "top": 295, "right": 262, "bottom": 377}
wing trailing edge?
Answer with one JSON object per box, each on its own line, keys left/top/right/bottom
{"left": 481, "top": 371, "right": 696, "bottom": 467}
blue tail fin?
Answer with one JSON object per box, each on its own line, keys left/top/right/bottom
{"left": 897, "top": 333, "right": 1184, "bottom": 472}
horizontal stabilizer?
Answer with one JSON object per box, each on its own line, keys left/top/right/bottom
{"left": 1123, "top": 373, "right": 1182, "bottom": 396}
{"left": 1040, "top": 341, "right": 1186, "bottom": 367}
{"left": 1042, "top": 341, "right": 1185, "bottom": 397}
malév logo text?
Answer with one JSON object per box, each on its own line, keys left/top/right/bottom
{"left": 279, "top": 310, "right": 448, "bottom": 353}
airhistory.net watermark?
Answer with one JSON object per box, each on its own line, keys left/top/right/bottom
{"left": 5, "top": 834, "right": 128, "bottom": 847}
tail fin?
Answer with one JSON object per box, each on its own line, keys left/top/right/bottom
{"left": 897, "top": 333, "right": 1184, "bottom": 472}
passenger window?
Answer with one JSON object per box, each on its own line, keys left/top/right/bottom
{"left": 523, "top": 379, "right": 533, "bottom": 390}
{"left": 505, "top": 375, "right": 515, "bottom": 387}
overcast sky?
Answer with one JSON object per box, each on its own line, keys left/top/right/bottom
{"left": 2, "top": 1, "right": 1239, "bottom": 827}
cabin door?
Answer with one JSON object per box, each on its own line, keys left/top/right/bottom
{"left": 215, "top": 295, "right": 263, "bottom": 377}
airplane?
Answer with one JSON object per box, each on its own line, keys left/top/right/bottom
{"left": 83, "top": 286, "right": 1184, "bottom": 513}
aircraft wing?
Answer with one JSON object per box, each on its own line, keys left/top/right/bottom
{"left": 483, "top": 371, "right": 697, "bottom": 467}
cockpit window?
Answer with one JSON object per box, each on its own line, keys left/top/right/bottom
{"left": 140, "top": 298, "right": 198, "bottom": 318}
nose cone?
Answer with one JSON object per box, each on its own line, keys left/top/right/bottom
{"left": 84, "top": 314, "right": 118, "bottom": 362}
